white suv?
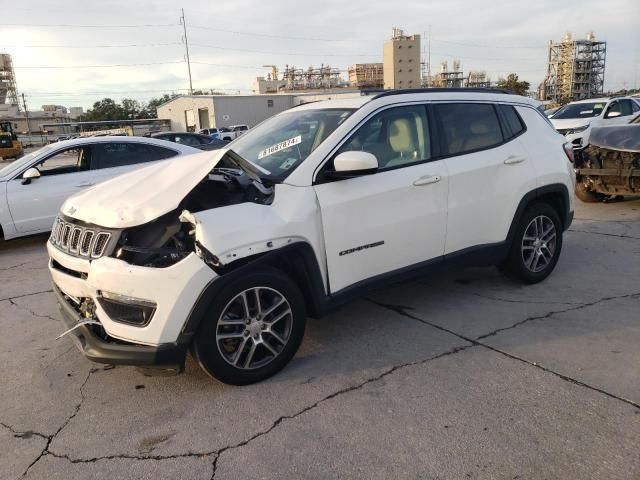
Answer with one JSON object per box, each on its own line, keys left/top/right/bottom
{"left": 48, "top": 89, "right": 575, "bottom": 385}
{"left": 550, "top": 96, "right": 640, "bottom": 149}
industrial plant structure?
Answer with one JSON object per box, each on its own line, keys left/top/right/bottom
{"left": 542, "top": 32, "right": 606, "bottom": 103}
{"left": 383, "top": 28, "right": 421, "bottom": 89}
{"left": 348, "top": 63, "right": 384, "bottom": 89}
{"left": 0, "top": 54, "right": 19, "bottom": 108}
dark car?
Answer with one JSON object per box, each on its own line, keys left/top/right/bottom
{"left": 150, "top": 132, "right": 227, "bottom": 151}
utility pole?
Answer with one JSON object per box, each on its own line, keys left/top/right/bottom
{"left": 180, "top": 8, "right": 193, "bottom": 95}
{"left": 427, "top": 25, "right": 432, "bottom": 88}
{"left": 21, "top": 93, "right": 31, "bottom": 137}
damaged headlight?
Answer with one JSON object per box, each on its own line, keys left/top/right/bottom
{"left": 113, "top": 212, "right": 193, "bottom": 268}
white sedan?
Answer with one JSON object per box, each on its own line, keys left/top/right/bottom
{"left": 0, "top": 136, "right": 200, "bottom": 240}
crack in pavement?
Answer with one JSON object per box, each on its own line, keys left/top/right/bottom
{"left": 476, "top": 291, "right": 640, "bottom": 340}
{"left": 0, "top": 422, "right": 48, "bottom": 441}
{"left": 208, "top": 342, "right": 474, "bottom": 479}
{"left": 467, "top": 292, "right": 584, "bottom": 306}
{"left": 569, "top": 229, "right": 640, "bottom": 241}
{"left": 369, "top": 299, "right": 640, "bottom": 411}
{"left": 9, "top": 297, "right": 59, "bottom": 323}
{"left": 19, "top": 366, "right": 96, "bottom": 479}
{"left": 0, "top": 289, "right": 53, "bottom": 303}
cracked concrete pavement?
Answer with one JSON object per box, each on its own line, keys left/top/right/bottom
{"left": 1, "top": 199, "right": 639, "bottom": 479}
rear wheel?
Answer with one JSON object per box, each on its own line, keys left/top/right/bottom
{"left": 501, "top": 203, "right": 563, "bottom": 284}
{"left": 575, "top": 181, "right": 605, "bottom": 203}
{"left": 192, "top": 267, "right": 306, "bottom": 385}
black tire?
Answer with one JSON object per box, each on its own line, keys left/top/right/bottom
{"left": 501, "top": 202, "right": 563, "bottom": 284}
{"left": 575, "top": 182, "right": 604, "bottom": 203}
{"left": 192, "top": 267, "right": 306, "bottom": 385}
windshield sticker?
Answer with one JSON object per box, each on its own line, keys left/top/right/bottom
{"left": 279, "top": 158, "right": 297, "bottom": 170}
{"left": 258, "top": 135, "right": 302, "bottom": 160}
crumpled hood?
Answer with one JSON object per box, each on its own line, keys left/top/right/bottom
{"left": 550, "top": 118, "right": 592, "bottom": 130}
{"left": 61, "top": 148, "right": 227, "bottom": 228}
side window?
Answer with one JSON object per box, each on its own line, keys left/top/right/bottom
{"left": 37, "top": 146, "right": 92, "bottom": 176}
{"left": 150, "top": 145, "right": 179, "bottom": 160}
{"left": 335, "top": 105, "right": 430, "bottom": 170}
{"left": 96, "top": 142, "right": 168, "bottom": 169}
{"left": 434, "top": 103, "right": 504, "bottom": 156}
{"left": 619, "top": 100, "right": 633, "bottom": 116}
{"left": 605, "top": 101, "right": 620, "bottom": 118}
{"left": 632, "top": 102, "right": 640, "bottom": 114}
{"left": 500, "top": 105, "right": 526, "bottom": 138}
{"left": 173, "top": 134, "right": 201, "bottom": 146}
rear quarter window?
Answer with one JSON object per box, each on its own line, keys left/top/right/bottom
{"left": 434, "top": 103, "right": 504, "bottom": 156}
{"left": 500, "top": 105, "right": 526, "bottom": 138}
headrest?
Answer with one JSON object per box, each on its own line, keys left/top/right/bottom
{"left": 389, "top": 117, "right": 415, "bottom": 152}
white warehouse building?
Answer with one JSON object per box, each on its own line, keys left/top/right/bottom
{"left": 157, "top": 91, "right": 362, "bottom": 132}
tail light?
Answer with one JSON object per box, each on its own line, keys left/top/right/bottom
{"left": 563, "top": 142, "right": 575, "bottom": 163}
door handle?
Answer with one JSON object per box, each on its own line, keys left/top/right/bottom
{"left": 75, "top": 182, "right": 94, "bottom": 187}
{"left": 504, "top": 155, "right": 526, "bottom": 165}
{"left": 413, "top": 175, "right": 442, "bottom": 186}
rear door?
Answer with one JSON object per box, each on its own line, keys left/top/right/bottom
{"left": 435, "top": 102, "right": 537, "bottom": 254}
{"left": 6, "top": 145, "right": 95, "bottom": 233}
{"left": 314, "top": 104, "right": 449, "bottom": 292}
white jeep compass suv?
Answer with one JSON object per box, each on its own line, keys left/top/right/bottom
{"left": 48, "top": 89, "right": 576, "bottom": 385}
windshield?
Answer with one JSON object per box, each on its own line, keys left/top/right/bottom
{"left": 553, "top": 102, "right": 605, "bottom": 119}
{"left": 0, "top": 144, "right": 55, "bottom": 179}
{"left": 230, "top": 108, "right": 354, "bottom": 180}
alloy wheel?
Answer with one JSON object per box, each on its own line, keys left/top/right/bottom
{"left": 521, "top": 215, "right": 557, "bottom": 273}
{"left": 216, "top": 287, "right": 293, "bottom": 370}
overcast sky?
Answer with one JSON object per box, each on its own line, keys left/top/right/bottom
{"left": 2, "top": 0, "right": 639, "bottom": 109}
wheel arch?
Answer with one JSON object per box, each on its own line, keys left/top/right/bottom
{"left": 181, "top": 242, "right": 327, "bottom": 340}
{"left": 507, "top": 184, "right": 572, "bottom": 245}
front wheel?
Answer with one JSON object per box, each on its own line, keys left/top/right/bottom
{"left": 192, "top": 267, "right": 306, "bottom": 385}
{"left": 500, "top": 203, "right": 563, "bottom": 284}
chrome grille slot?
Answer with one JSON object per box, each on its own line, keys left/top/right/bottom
{"left": 50, "top": 216, "right": 116, "bottom": 259}
{"left": 80, "top": 231, "right": 94, "bottom": 256}
{"left": 62, "top": 225, "right": 72, "bottom": 248}
{"left": 91, "top": 233, "right": 111, "bottom": 258}
{"left": 56, "top": 221, "right": 65, "bottom": 244}
{"left": 69, "top": 227, "right": 82, "bottom": 253}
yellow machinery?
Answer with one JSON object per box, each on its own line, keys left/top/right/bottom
{"left": 0, "top": 121, "right": 23, "bottom": 159}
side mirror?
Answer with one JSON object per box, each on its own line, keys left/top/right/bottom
{"left": 328, "top": 151, "right": 379, "bottom": 179}
{"left": 22, "top": 167, "right": 41, "bottom": 185}
{"left": 605, "top": 111, "right": 622, "bottom": 119}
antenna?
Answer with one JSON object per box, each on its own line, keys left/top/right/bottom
{"left": 180, "top": 8, "right": 193, "bottom": 95}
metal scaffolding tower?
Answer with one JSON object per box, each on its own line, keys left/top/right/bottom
{"left": 0, "top": 54, "right": 20, "bottom": 108}
{"left": 544, "top": 32, "right": 606, "bottom": 103}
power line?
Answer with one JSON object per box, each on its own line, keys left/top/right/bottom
{"left": 189, "top": 42, "right": 374, "bottom": 57}
{"left": 0, "top": 22, "right": 179, "bottom": 28}
{"left": 189, "top": 25, "right": 337, "bottom": 42}
{"left": 13, "top": 61, "right": 184, "bottom": 69}
{"left": 431, "top": 38, "right": 545, "bottom": 50}
{"left": 2, "top": 42, "right": 181, "bottom": 48}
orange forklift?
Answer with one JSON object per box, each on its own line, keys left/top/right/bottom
{"left": 0, "top": 121, "right": 24, "bottom": 159}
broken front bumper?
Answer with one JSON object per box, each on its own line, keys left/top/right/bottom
{"left": 54, "top": 283, "right": 189, "bottom": 368}
{"left": 48, "top": 240, "right": 217, "bottom": 367}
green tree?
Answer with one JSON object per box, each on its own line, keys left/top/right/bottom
{"left": 80, "top": 98, "right": 123, "bottom": 121}
{"left": 496, "top": 73, "right": 530, "bottom": 96}
{"left": 141, "top": 93, "right": 180, "bottom": 118}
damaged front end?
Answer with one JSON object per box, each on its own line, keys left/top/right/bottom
{"left": 576, "top": 124, "right": 640, "bottom": 197}
{"left": 110, "top": 157, "right": 274, "bottom": 270}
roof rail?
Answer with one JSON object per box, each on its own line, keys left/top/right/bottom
{"left": 369, "top": 88, "right": 516, "bottom": 99}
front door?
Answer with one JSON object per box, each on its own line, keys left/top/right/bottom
{"left": 314, "top": 104, "right": 449, "bottom": 293}
{"left": 6, "top": 145, "right": 94, "bottom": 233}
